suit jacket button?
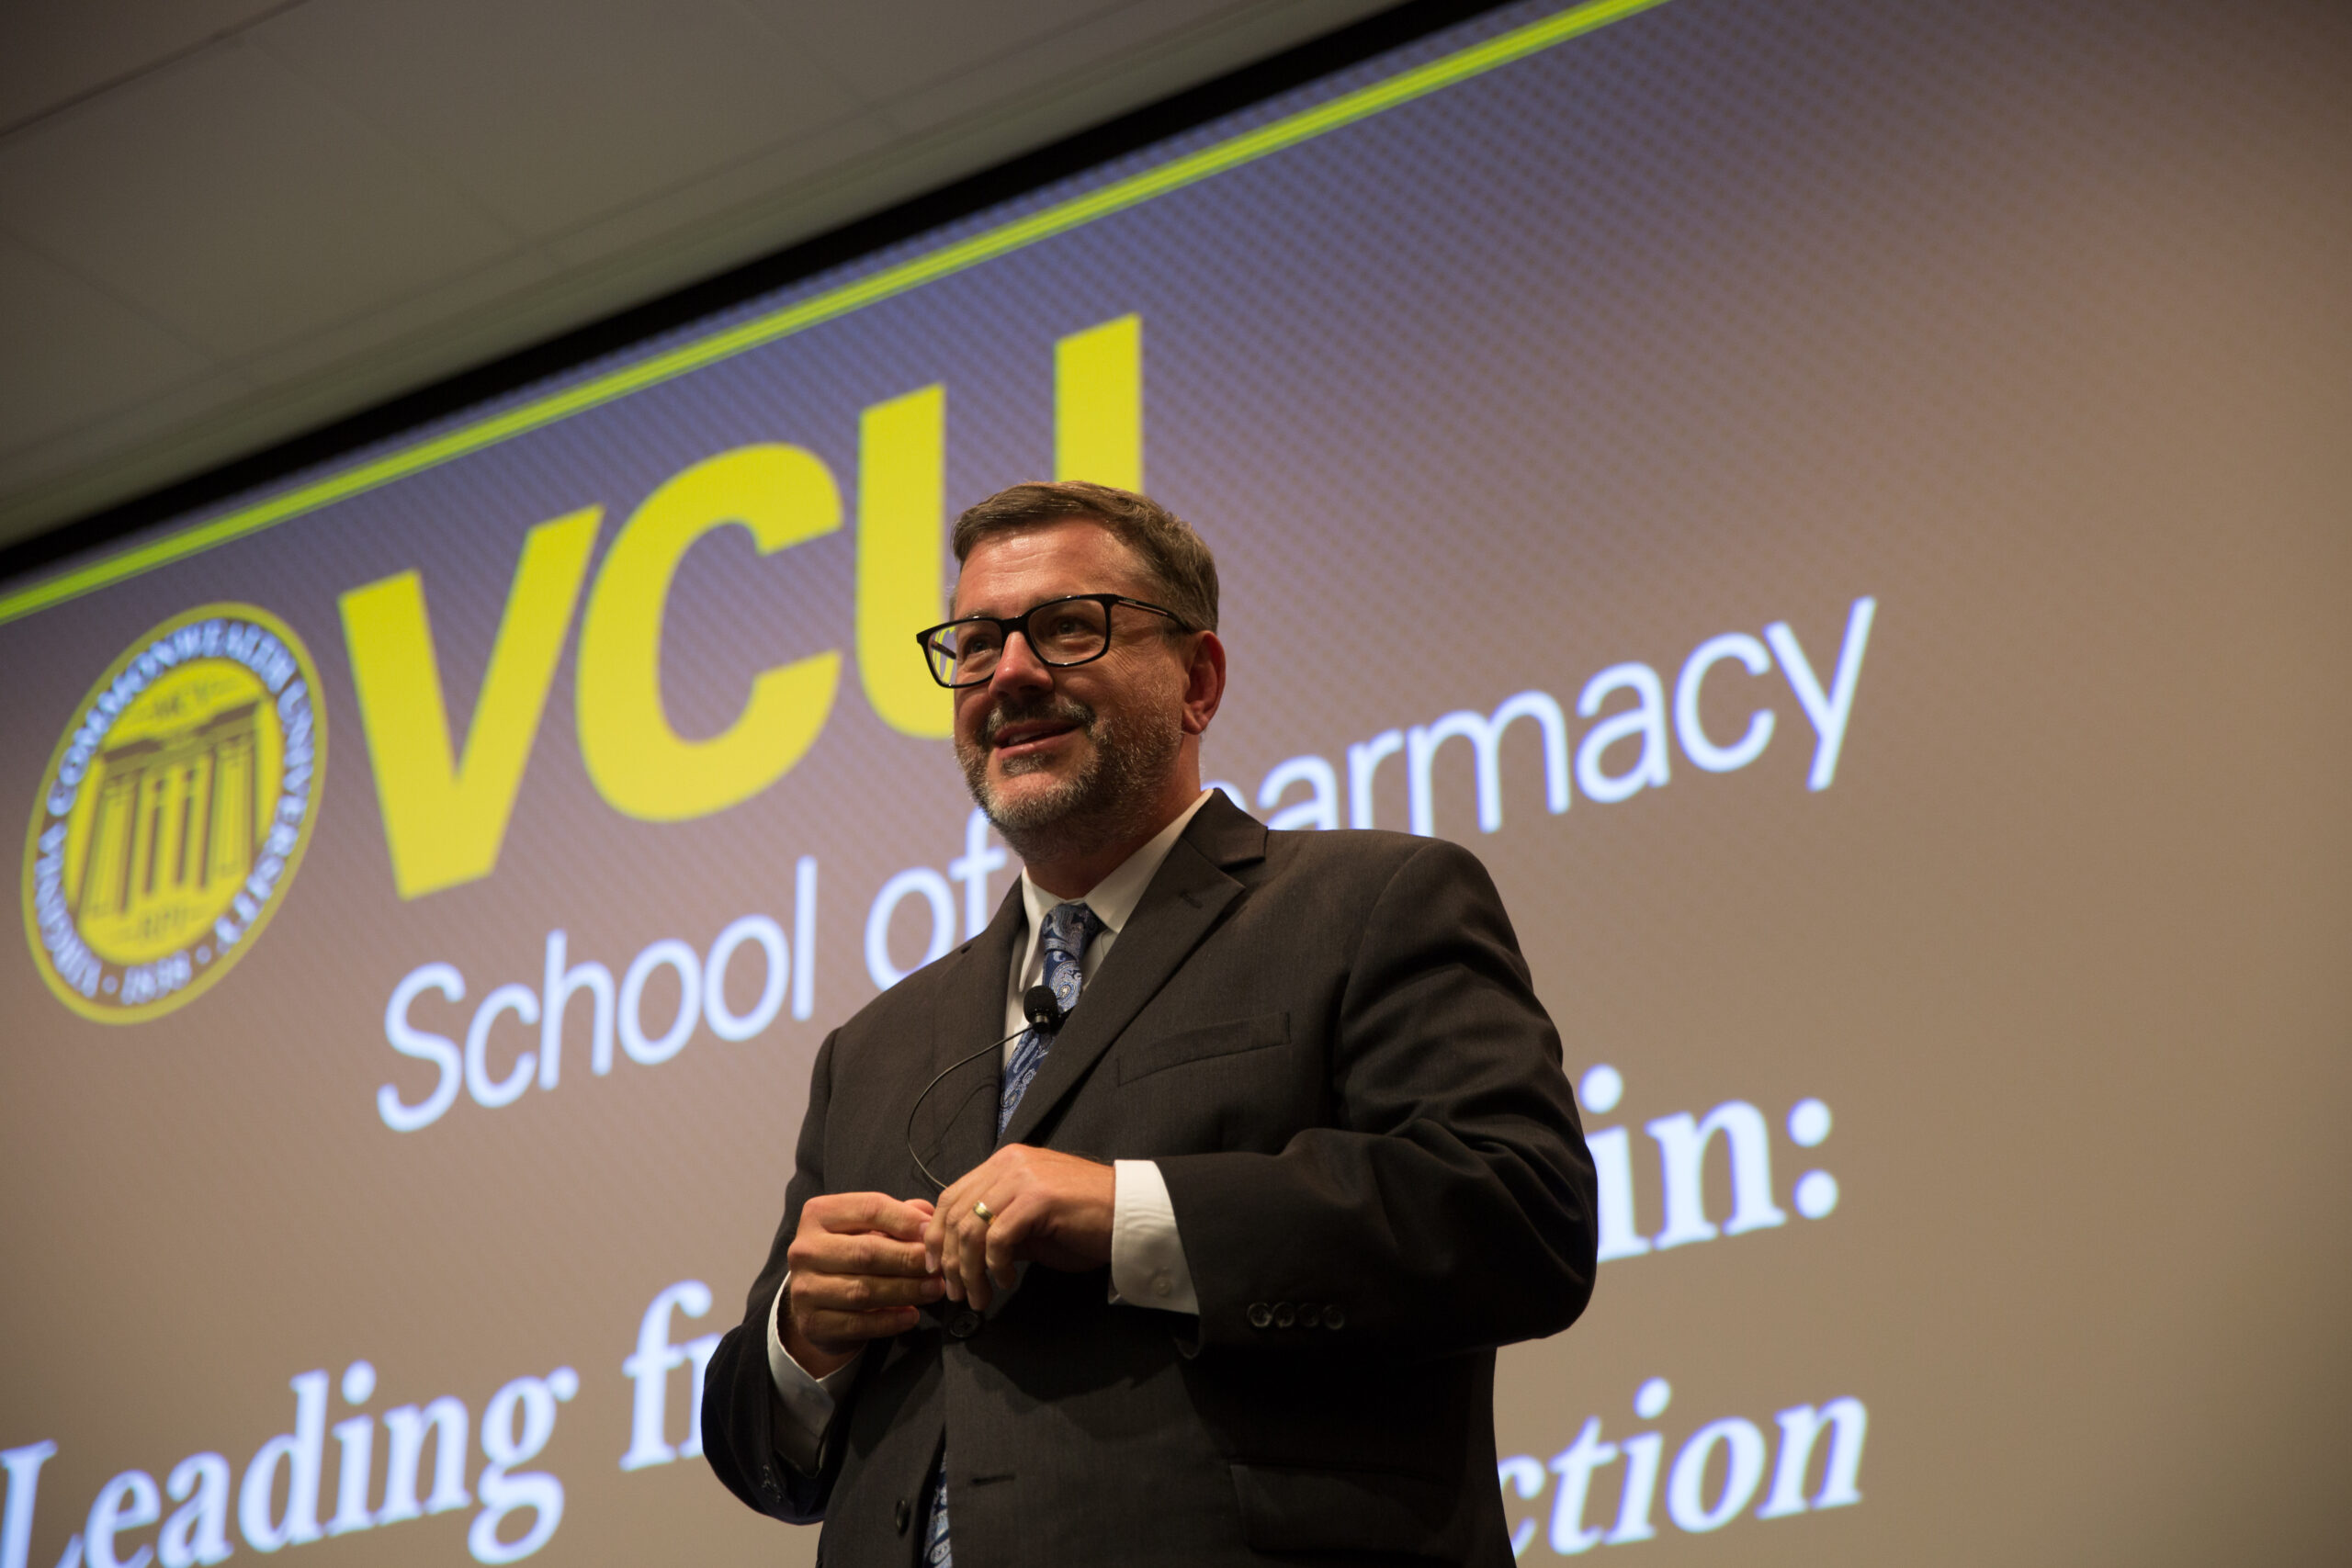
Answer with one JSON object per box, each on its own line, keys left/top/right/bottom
{"left": 948, "top": 1308, "right": 982, "bottom": 1338}
{"left": 895, "top": 1497, "right": 911, "bottom": 1534}
{"left": 1297, "top": 1303, "right": 1320, "bottom": 1327}
{"left": 1323, "top": 1305, "right": 1346, "bottom": 1330}
{"left": 1273, "top": 1302, "right": 1296, "bottom": 1328}
{"left": 1247, "top": 1302, "right": 1272, "bottom": 1328}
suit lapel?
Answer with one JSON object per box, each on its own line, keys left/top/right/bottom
{"left": 996, "top": 795, "right": 1267, "bottom": 1150}
{"left": 915, "top": 881, "right": 1026, "bottom": 1191}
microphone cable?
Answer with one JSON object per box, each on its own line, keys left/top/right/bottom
{"left": 906, "top": 985, "right": 1068, "bottom": 1191}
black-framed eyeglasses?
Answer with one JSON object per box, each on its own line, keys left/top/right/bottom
{"left": 915, "top": 593, "right": 1188, "bottom": 688}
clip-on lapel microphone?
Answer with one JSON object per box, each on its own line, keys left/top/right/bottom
{"left": 906, "top": 985, "right": 1068, "bottom": 1190}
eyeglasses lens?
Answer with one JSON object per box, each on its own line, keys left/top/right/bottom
{"left": 929, "top": 598, "right": 1113, "bottom": 685}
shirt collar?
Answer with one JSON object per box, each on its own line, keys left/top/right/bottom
{"left": 1018, "top": 790, "right": 1216, "bottom": 938}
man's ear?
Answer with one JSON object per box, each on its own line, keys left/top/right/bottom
{"left": 1180, "top": 630, "right": 1227, "bottom": 737}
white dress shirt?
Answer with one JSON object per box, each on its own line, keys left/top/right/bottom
{"left": 765, "top": 793, "right": 1213, "bottom": 1468}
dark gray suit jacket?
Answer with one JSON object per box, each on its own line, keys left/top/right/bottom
{"left": 703, "top": 795, "right": 1597, "bottom": 1565}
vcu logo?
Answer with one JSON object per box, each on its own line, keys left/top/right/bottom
{"left": 22, "top": 604, "right": 326, "bottom": 1022}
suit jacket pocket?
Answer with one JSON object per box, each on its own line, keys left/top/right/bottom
{"left": 1115, "top": 1011, "right": 1289, "bottom": 1085}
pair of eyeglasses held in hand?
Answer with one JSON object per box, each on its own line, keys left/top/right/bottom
{"left": 914, "top": 593, "right": 1189, "bottom": 688}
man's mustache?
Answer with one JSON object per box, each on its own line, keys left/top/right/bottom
{"left": 980, "top": 694, "right": 1095, "bottom": 746}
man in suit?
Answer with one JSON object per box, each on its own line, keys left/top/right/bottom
{"left": 702, "top": 480, "right": 1596, "bottom": 1565}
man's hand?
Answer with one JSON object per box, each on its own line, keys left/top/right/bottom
{"left": 783, "top": 1193, "right": 944, "bottom": 1377}
{"left": 925, "top": 1145, "right": 1115, "bottom": 1312}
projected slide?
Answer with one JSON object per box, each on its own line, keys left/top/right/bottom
{"left": 6, "top": 0, "right": 2348, "bottom": 1564}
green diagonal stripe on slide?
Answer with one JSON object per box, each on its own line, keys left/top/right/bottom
{"left": 0, "top": 0, "right": 1672, "bottom": 627}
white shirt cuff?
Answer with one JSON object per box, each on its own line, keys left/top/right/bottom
{"left": 765, "top": 1276, "right": 859, "bottom": 1472}
{"left": 1109, "top": 1158, "right": 1199, "bottom": 1314}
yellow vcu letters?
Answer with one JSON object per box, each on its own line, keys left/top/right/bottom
{"left": 340, "top": 506, "right": 602, "bottom": 899}
{"left": 1055, "top": 314, "right": 1142, "bottom": 491}
{"left": 577, "top": 444, "right": 842, "bottom": 820}
{"left": 855, "top": 386, "right": 952, "bottom": 739}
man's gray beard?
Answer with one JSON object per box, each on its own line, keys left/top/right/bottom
{"left": 958, "top": 694, "right": 1184, "bottom": 865}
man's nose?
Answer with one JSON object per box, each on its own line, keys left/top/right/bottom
{"left": 987, "top": 629, "right": 1055, "bottom": 694}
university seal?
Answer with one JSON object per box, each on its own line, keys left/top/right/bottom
{"left": 22, "top": 604, "right": 326, "bottom": 1022}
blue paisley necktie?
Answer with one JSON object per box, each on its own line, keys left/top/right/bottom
{"left": 997, "top": 901, "right": 1104, "bottom": 1135}
{"left": 926, "top": 899, "right": 1103, "bottom": 1567}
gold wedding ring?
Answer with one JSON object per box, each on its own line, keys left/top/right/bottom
{"left": 972, "top": 1200, "right": 996, "bottom": 1224}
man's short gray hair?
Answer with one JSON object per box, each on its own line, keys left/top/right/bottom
{"left": 953, "top": 480, "right": 1219, "bottom": 633}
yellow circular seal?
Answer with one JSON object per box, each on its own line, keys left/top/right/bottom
{"left": 22, "top": 604, "right": 326, "bottom": 1023}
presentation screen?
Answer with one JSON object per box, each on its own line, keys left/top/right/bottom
{"left": 6, "top": 0, "right": 2347, "bottom": 1563}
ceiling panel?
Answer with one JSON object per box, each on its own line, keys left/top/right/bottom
{"left": 253, "top": 0, "right": 870, "bottom": 239}
{"left": 0, "top": 0, "right": 1400, "bottom": 554}
{"left": 872, "top": 0, "right": 1291, "bottom": 137}
{"left": 0, "top": 0, "right": 293, "bottom": 130}
{"left": 230, "top": 243, "right": 563, "bottom": 390}
{"left": 0, "top": 231, "right": 219, "bottom": 452}
{"left": 763, "top": 0, "right": 1141, "bottom": 109}
{"left": 540, "top": 109, "right": 906, "bottom": 271}
{"left": 0, "top": 37, "right": 524, "bottom": 357}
